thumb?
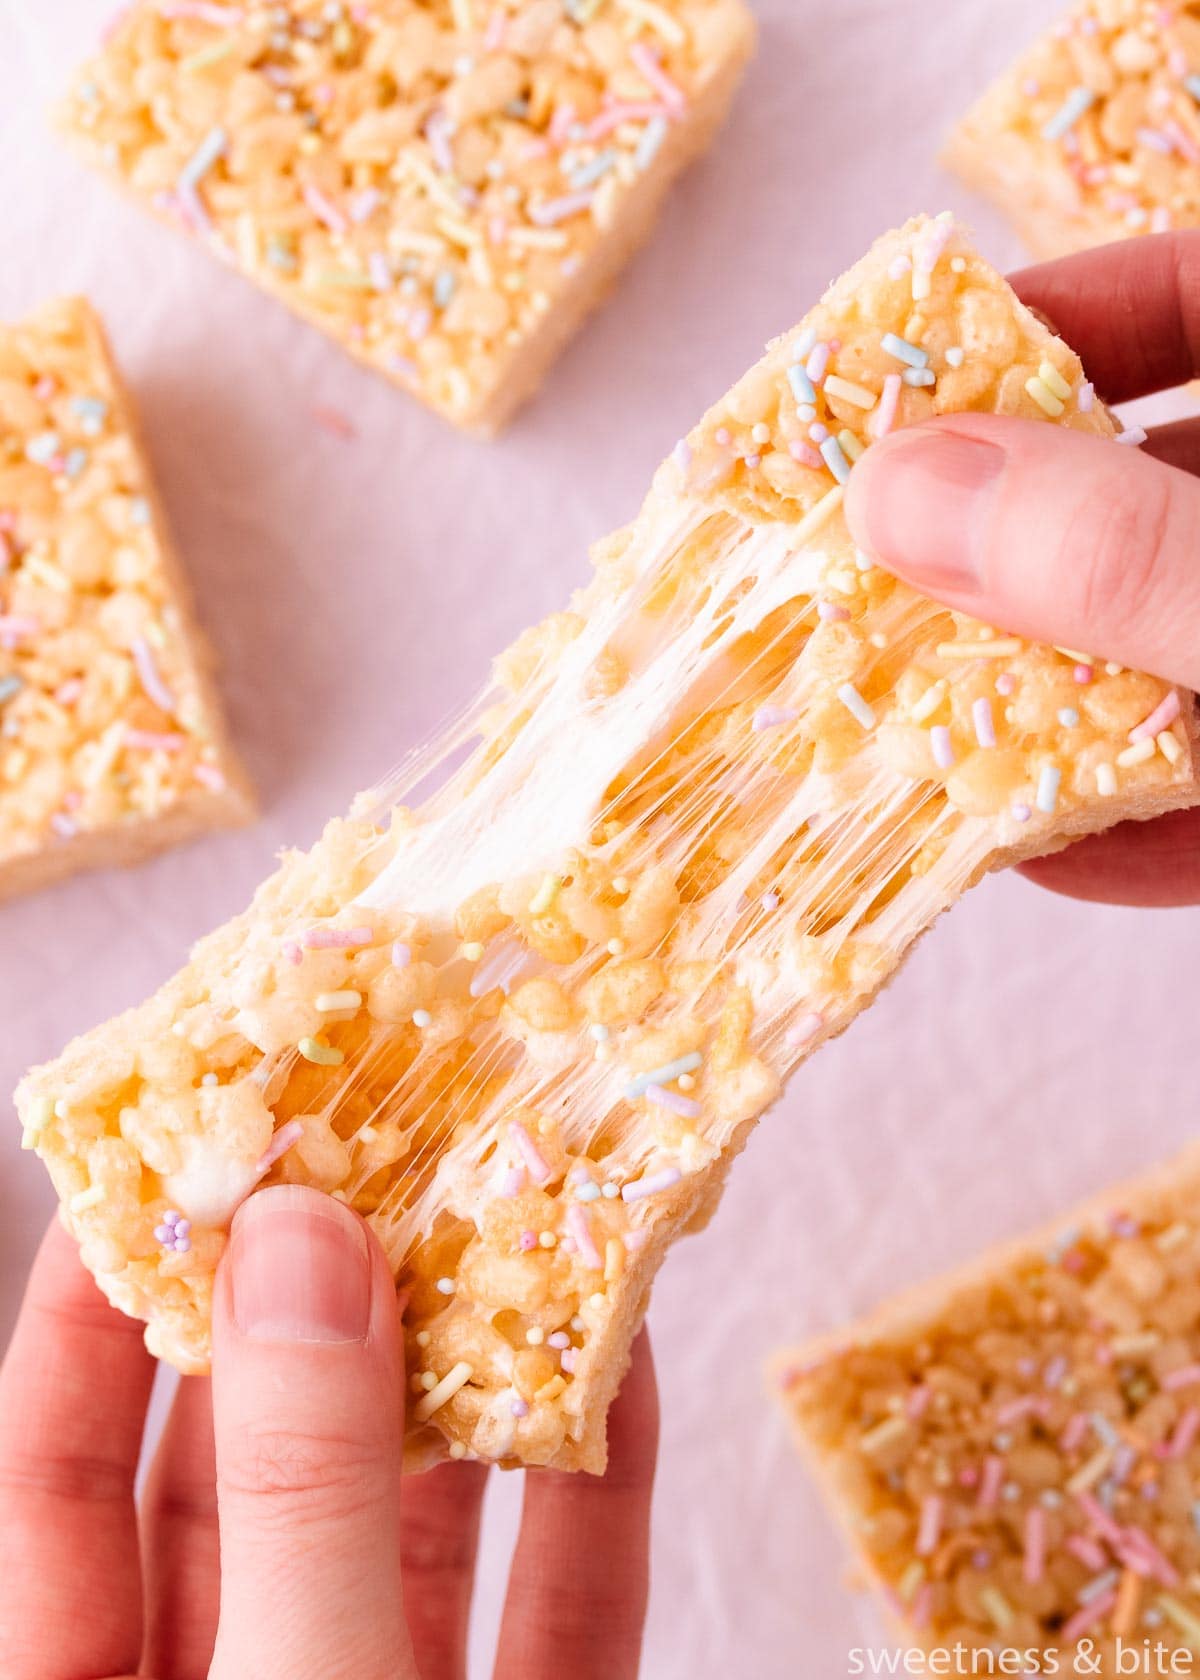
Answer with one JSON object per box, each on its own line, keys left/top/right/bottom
{"left": 845, "top": 414, "right": 1200, "bottom": 692}
{"left": 208, "top": 1186, "right": 416, "bottom": 1680}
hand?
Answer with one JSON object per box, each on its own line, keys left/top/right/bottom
{"left": 845, "top": 232, "right": 1200, "bottom": 908}
{"left": 0, "top": 1187, "right": 658, "bottom": 1680}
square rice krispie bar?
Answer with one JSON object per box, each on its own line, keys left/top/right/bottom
{"left": 776, "top": 1146, "right": 1200, "bottom": 1671}
{"left": 63, "top": 0, "right": 756, "bottom": 436}
{"left": 17, "top": 216, "right": 1199, "bottom": 1476}
{"left": 0, "top": 296, "right": 251, "bottom": 903}
{"left": 945, "top": 0, "right": 1200, "bottom": 260}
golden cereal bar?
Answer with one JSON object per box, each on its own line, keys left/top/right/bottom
{"left": 945, "top": 0, "right": 1200, "bottom": 260}
{"left": 774, "top": 1146, "right": 1200, "bottom": 1671}
{"left": 63, "top": 0, "right": 755, "bottom": 437}
{"left": 18, "top": 216, "right": 1199, "bottom": 1475}
{"left": 0, "top": 297, "right": 251, "bottom": 903}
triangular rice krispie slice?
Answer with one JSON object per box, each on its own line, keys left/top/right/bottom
{"left": 18, "top": 216, "right": 1199, "bottom": 1472}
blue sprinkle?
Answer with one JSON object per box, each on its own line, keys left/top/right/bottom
{"left": 788, "top": 364, "right": 817, "bottom": 406}
{"left": 70, "top": 396, "right": 109, "bottom": 435}
{"left": 1036, "top": 765, "right": 1062, "bottom": 814}
{"left": 180, "top": 124, "right": 228, "bottom": 190}
{"left": 624, "top": 1051, "right": 702, "bottom": 1101}
{"left": 819, "top": 435, "right": 852, "bottom": 485}
{"left": 791, "top": 326, "right": 817, "bottom": 361}
{"left": 0, "top": 675, "right": 22, "bottom": 706}
{"left": 1187, "top": 74, "right": 1200, "bottom": 104}
{"left": 575, "top": 1181, "right": 602, "bottom": 1202}
{"left": 1042, "top": 86, "right": 1095, "bottom": 143}
{"left": 63, "top": 448, "right": 89, "bottom": 481}
{"left": 129, "top": 498, "right": 151, "bottom": 526}
{"left": 25, "top": 431, "right": 60, "bottom": 466}
{"left": 881, "top": 332, "right": 929, "bottom": 369}
{"left": 1191, "top": 1500, "right": 1200, "bottom": 1537}
{"left": 902, "top": 368, "right": 936, "bottom": 387}
{"left": 433, "top": 269, "right": 458, "bottom": 309}
{"left": 267, "top": 240, "right": 298, "bottom": 272}
{"left": 569, "top": 147, "right": 618, "bottom": 190}
{"left": 634, "top": 116, "right": 669, "bottom": 172}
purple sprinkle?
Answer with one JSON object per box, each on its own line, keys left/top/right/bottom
{"left": 511, "top": 1397, "right": 530, "bottom": 1418}
{"left": 817, "top": 601, "right": 850, "bottom": 623}
{"left": 753, "top": 704, "right": 798, "bottom": 732}
{"left": 392, "top": 941, "right": 411, "bottom": 967}
{"left": 548, "top": 1331, "right": 570, "bottom": 1349}
{"left": 645, "top": 1085, "right": 702, "bottom": 1119}
{"left": 930, "top": 725, "right": 955, "bottom": 769}
{"left": 1012, "top": 802, "right": 1032, "bottom": 823}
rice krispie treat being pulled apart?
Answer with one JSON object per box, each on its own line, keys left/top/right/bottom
{"left": 776, "top": 1145, "right": 1200, "bottom": 1671}
{"left": 18, "top": 216, "right": 1200, "bottom": 1474}
{"left": 946, "top": 0, "right": 1200, "bottom": 260}
{"left": 64, "top": 0, "right": 755, "bottom": 436}
{"left": 0, "top": 297, "right": 251, "bottom": 903}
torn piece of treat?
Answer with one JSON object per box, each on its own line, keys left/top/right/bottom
{"left": 63, "top": 0, "right": 755, "bottom": 437}
{"left": 774, "top": 1144, "right": 1200, "bottom": 1670}
{"left": 17, "top": 216, "right": 1198, "bottom": 1475}
{"left": 0, "top": 296, "right": 252, "bottom": 903}
{"left": 945, "top": 0, "right": 1200, "bottom": 259}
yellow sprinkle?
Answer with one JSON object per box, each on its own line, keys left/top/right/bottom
{"left": 1158, "top": 1594, "right": 1200, "bottom": 1651}
{"left": 70, "top": 1185, "right": 107, "bottom": 1213}
{"left": 860, "top": 1414, "right": 908, "bottom": 1453}
{"left": 1158, "top": 1222, "right": 1192, "bottom": 1251}
{"left": 588, "top": 1291, "right": 607, "bottom": 1310}
{"left": 25, "top": 1094, "right": 56, "bottom": 1140}
{"left": 449, "top": 0, "right": 473, "bottom": 28}
{"left": 357, "top": 1124, "right": 378, "bottom": 1143}
{"left": 912, "top": 681, "right": 946, "bottom": 723}
{"left": 1096, "top": 763, "right": 1118, "bottom": 797}
{"left": 183, "top": 38, "right": 238, "bottom": 73}
{"left": 448, "top": 1440, "right": 468, "bottom": 1460}
{"left": 838, "top": 428, "right": 865, "bottom": 463}
{"left": 1067, "top": 1445, "right": 1114, "bottom": 1494}
{"left": 615, "top": 0, "right": 687, "bottom": 43}
{"left": 824, "top": 374, "right": 876, "bottom": 410}
{"left": 1159, "top": 730, "right": 1184, "bottom": 765}
{"left": 607, "top": 938, "right": 626, "bottom": 956}
{"left": 460, "top": 941, "right": 485, "bottom": 961}
{"left": 1117, "top": 739, "right": 1156, "bottom": 769}
{"left": 526, "top": 1326, "right": 546, "bottom": 1345}
{"left": 604, "top": 1236, "right": 625, "bottom": 1283}
{"left": 936, "top": 638, "right": 1023, "bottom": 660}
{"left": 297, "top": 1036, "right": 345, "bottom": 1066}
{"left": 897, "top": 1561, "right": 927, "bottom": 1604}
{"left": 413, "top": 1361, "right": 473, "bottom": 1423}
{"left": 315, "top": 990, "right": 362, "bottom": 1013}
{"left": 1110, "top": 1332, "right": 1160, "bottom": 1356}
{"left": 529, "top": 873, "right": 562, "bottom": 915}
{"left": 535, "top": 1374, "right": 568, "bottom": 1403}
{"left": 1055, "top": 644, "right": 1094, "bottom": 664}
{"left": 537, "top": 1232, "right": 556, "bottom": 1250}
{"left": 1024, "top": 375, "right": 1065, "bottom": 417}
{"left": 1039, "top": 360, "right": 1072, "bottom": 401}
{"left": 980, "top": 1587, "right": 1014, "bottom": 1632}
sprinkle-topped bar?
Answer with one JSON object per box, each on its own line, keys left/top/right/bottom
{"left": 775, "top": 1145, "right": 1200, "bottom": 1670}
{"left": 946, "top": 0, "right": 1200, "bottom": 259}
{"left": 0, "top": 296, "right": 251, "bottom": 902}
{"left": 64, "top": 0, "right": 755, "bottom": 435}
{"left": 17, "top": 217, "right": 1198, "bottom": 1475}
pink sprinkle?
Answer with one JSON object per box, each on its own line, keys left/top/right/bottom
{"left": 870, "top": 372, "right": 902, "bottom": 439}
{"left": 930, "top": 725, "right": 954, "bottom": 769}
{"left": 1074, "top": 664, "right": 1093, "bottom": 684}
{"left": 646, "top": 1084, "right": 702, "bottom": 1119}
{"left": 907, "top": 1386, "right": 932, "bottom": 1420}
{"left": 972, "top": 696, "right": 996, "bottom": 748}
{"left": 1077, "top": 1491, "right": 1125, "bottom": 1546}
{"left": 567, "top": 1203, "right": 602, "bottom": 1269}
{"left": 484, "top": 9, "right": 506, "bottom": 50}
{"left": 1164, "top": 119, "right": 1200, "bottom": 164}
{"left": 302, "top": 182, "right": 347, "bottom": 235}
{"left": 1060, "top": 1589, "right": 1117, "bottom": 1646}
{"left": 256, "top": 1119, "right": 303, "bottom": 1175}
{"left": 349, "top": 188, "right": 382, "bottom": 224}
{"left": 753, "top": 704, "right": 798, "bottom": 732}
{"left": 1119, "top": 1525, "right": 1179, "bottom": 1586}
{"left": 50, "top": 813, "right": 78, "bottom": 839}
{"left": 302, "top": 926, "right": 374, "bottom": 949}
{"left": 549, "top": 102, "right": 578, "bottom": 145}
{"left": 511, "top": 1120, "right": 553, "bottom": 1185}
{"left": 911, "top": 1584, "right": 933, "bottom": 1631}
{"left": 528, "top": 190, "right": 595, "bottom": 228}
{"left": 915, "top": 218, "right": 954, "bottom": 279}
{"left": 283, "top": 941, "right": 302, "bottom": 966}
{"left": 499, "top": 1166, "right": 526, "bottom": 1198}
{"left": 786, "top": 1011, "right": 824, "bottom": 1048}
{"left": 996, "top": 672, "right": 1017, "bottom": 696}
{"left": 125, "top": 728, "right": 185, "bottom": 752}
{"left": 995, "top": 1394, "right": 1050, "bottom": 1426}
{"left": 312, "top": 405, "right": 357, "bottom": 440}
{"left": 1163, "top": 1405, "right": 1200, "bottom": 1459}
{"left": 915, "top": 1494, "right": 942, "bottom": 1556}
{"left": 587, "top": 99, "right": 672, "bottom": 139}
{"left": 624, "top": 1227, "right": 649, "bottom": 1251}
{"left": 34, "top": 376, "right": 57, "bottom": 401}
{"left": 817, "top": 601, "right": 850, "bottom": 623}
{"left": 1061, "top": 1412, "right": 1091, "bottom": 1453}
{"left": 1066, "top": 1533, "right": 1107, "bottom": 1572}
{"left": 978, "top": 1455, "right": 1004, "bottom": 1510}
{"left": 0, "top": 615, "right": 40, "bottom": 641}
{"left": 805, "top": 343, "right": 830, "bottom": 384}
{"left": 519, "top": 1230, "right": 537, "bottom": 1251}
{"left": 789, "top": 439, "right": 823, "bottom": 469}
{"left": 1130, "top": 689, "right": 1180, "bottom": 742}
{"left": 132, "top": 636, "right": 177, "bottom": 714}
{"left": 1164, "top": 1364, "right": 1200, "bottom": 1391}
{"left": 1024, "top": 1505, "right": 1047, "bottom": 1584}
{"left": 560, "top": 1347, "right": 577, "bottom": 1373}
{"left": 193, "top": 763, "right": 227, "bottom": 793}
{"left": 630, "top": 43, "right": 687, "bottom": 114}
{"left": 54, "top": 677, "right": 84, "bottom": 706}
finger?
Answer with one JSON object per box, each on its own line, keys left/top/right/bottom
{"left": 208, "top": 1186, "right": 416, "bottom": 1680}
{"left": 400, "top": 1461, "right": 489, "bottom": 1680}
{"left": 0, "top": 1219, "right": 154, "bottom": 1680}
{"left": 494, "top": 1328, "right": 658, "bottom": 1680}
{"left": 1011, "top": 232, "right": 1200, "bottom": 402}
{"left": 844, "top": 413, "right": 1200, "bottom": 690}
{"left": 1019, "top": 805, "right": 1200, "bottom": 906}
{"left": 140, "top": 1377, "right": 220, "bottom": 1680}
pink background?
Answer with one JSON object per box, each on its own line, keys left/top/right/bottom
{"left": 2, "top": 2, "right": 1198, "bottom": 1674}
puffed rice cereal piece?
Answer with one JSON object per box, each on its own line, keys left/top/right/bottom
{"left": 62, "top": 0, "right": 756, "bottom": 436}
{"left": 0, "top": 296, "right": 252, "bottom": 902}
{"left": 946, "top": 0, "right": 1200, "bottom": 258}
{"left": 17, "top": 217, "right": 1199, "bottom": 1475}
{"left": 775, "top": 1142, "right": 1200, "bottom": 1671}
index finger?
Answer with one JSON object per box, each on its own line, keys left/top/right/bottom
{"left": 1011, "top": 231, "right": 1200, "bottom": 403}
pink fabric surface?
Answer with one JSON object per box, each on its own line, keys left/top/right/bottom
{"left": 3, "top": 2, "right": 1199, "bottom": 1674}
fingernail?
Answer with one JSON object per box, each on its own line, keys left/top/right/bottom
{"left": 853, "top": 431, "right": 1006, "bottom": 592}
{"left": 231, "top": 1186, "right": 371, "bottom": 1344}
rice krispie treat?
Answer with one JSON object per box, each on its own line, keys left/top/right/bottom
{"left": 18, "top": 216, "right": 1199, "bottom": 1475}
{"left": 0, "top": 296, "right": 251, "bottom": 903}
{"left": 945, "top": 0, "right": 1200, "bottom": 260}
{"left": 63, "top": 0, "right": 755, "bottom": 437}
{"left": 775, "top": 1146, "right": 1200, "bottom": 1672}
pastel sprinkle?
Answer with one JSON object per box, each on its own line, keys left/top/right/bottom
{"left": 624, "top": 1052, "right": 702, "bottom": 1100}
{"left": 511, "top": 1120, "right": 553, "bottom": 1184}
{"left": 0, "top": 675, "right": 22, "bottom": 706}
{"left": 972, "top": 697, "right": 996, "bottom": 748}
{"left": 1130, "top": 689, "right": 1180, "bottom": 742}
{"left": 392, "top": 941, "right": 412, "bottom": 967}
{"left": 180, "top": 123, "right": 227, "bottom": 190}
{"left": 304, "top": 926, "right": 374, "bottom": 949}
{"left": 622, "top": 1166, "right": 683, "bottom": 1203}
{"left": 315, "top": 990, "right": 361, "bottom": 1013}
{"left": 930, "top": 725, "right": 954, "bottom": 769}
{"left": 823, "top": 374, "right": 876, "bottom": 410}
{"left": 297, "top": 1037, "right": 344, "bottom": 1066}
{"left": 880, "top": 332, "right": 928, "bottom": 369}
{"left": 1116, "top": 427, "right": 1148, "bottom": 446}
{"left": 753, "top": 704, "right": 798, "bottom": 732}
{"left": 1024, "top": 374, "right": 1065, "bottom": 417}
{"left": 131, "top": 636, "right": 177, "bottom": 714}
{"left": 413, "top": 1361, "right": 473, "bottom": 1424}
{"left": 787, "top": 365, "right": 817, "bottom": 405}
{"left": 1042, "top": 86, "right": 1095, "bottom": 142}
{"left": 915, "top": 1495, "right": 943, "bottom": 1557}
{"left": 646, "top": 1084, "right": 702, "bottom": 1119}
{"left": 567, "top": 1203, "right": 602, "bottom": 1269}
{"left": 870, "top": 373, "right": 902, "bottom": 439}
{"left": 786, "top": 1011, "right": 823, "bottom": 1048}
{"left": 412, "top": 1009, "right": 433, "bottom": 1028}
{"left": 70, "top": 1184, "right": 105, "bottom": 1212}
{"left": 256, "top": 1119, "right": 304, "bottom": 1173}
{"left": 837, "top": 683, "right": 876, "bottom": 730}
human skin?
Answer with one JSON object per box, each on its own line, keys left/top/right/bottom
{"left": 846, "top": 231, "right": 1200, "bottom": 909}
{"left": 0, "top": 1186, "right": 658, "bottom": 1680}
